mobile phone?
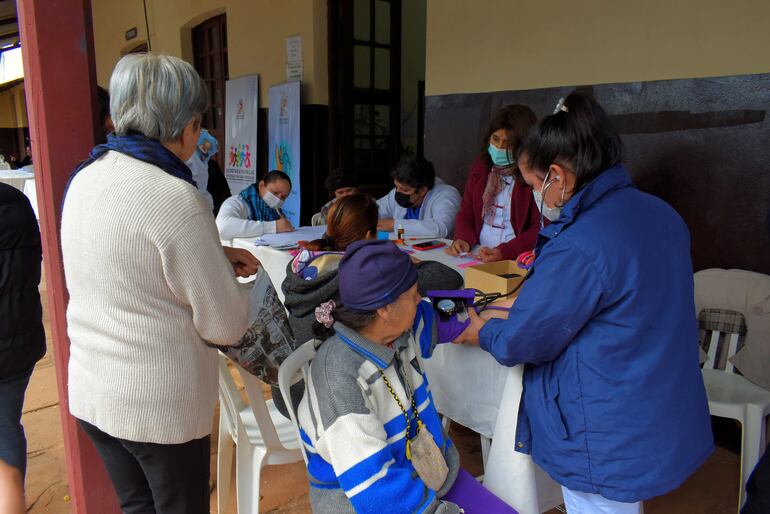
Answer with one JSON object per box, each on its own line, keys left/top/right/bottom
{"left": 412, "top": 240, "right": 446, "bottom": 251}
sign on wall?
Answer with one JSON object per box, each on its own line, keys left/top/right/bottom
{"left": 224, "top": 74, "right": 259, "bottom": 195}
{"left": 268, "top": 81, "right": 301, "bottom": 226}
{"left": 285, "top": 35, "right": 303, "bottom": 81}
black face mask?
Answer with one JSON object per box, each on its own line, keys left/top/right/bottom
{"left": 395, "top": 191, "right": 414, "bottom": 208}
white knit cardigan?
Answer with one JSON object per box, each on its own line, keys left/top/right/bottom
{"left": 61, "top": 151, "right": 248, "bottom": 444}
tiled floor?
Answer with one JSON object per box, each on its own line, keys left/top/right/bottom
{"left": 24, "top": 274, "right": 743, "bottom": 513}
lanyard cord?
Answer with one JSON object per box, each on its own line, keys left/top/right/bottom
{"left": 378, "top": 368, "right": 422, "bottom": 460}
{"left": 335, "top": 331, "right": 424, "bottom": 459}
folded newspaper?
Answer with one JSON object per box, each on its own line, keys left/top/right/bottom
{"left": 210, "top": 269, "right": 297, "bottom": 386}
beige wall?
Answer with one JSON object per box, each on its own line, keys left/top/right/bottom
{"left": 91, "top": 0, "right": 146, "bottom": 88}
{"left": 0, "top": 83, "right": 27, "bottom": 128}
{"left": 425, "top": 0, "right": 770, "bottom": 96}
{"left": 91, "top": 0, "right": 329, "bottom": 106}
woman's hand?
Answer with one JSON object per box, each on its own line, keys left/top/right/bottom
{"left": 452, "top": 308, "right": 486, "bottom": 346}
{"left": 377, "top": 218, "right": 395, "bottom": 232}
{"left": 222, "top": 247, "right": 261, "bottom": 277}
{"left": 445, "top": 239, "right": 470, "bottom": 256}
{"left": 276, "top": 217, "right": 294, "bottom": 233}
{"left": 477, "top": 246, "right": 503, "bottom": 263}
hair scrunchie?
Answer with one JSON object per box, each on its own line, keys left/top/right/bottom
{"left": 553, "top": 97, "right": 569, "bottom": 114}
{"left": 315, "top": 300, "right": 336, "bottom": 328}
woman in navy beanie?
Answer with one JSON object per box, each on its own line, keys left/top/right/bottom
{"left": 295, "top": 240, "right": 515, "bottom": 514}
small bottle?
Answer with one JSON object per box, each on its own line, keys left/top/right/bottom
{"left": 396, "top": 224, "right": 404, "bottom": 243}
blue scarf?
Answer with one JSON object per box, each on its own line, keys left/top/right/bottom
{"left": 65, "top": 132, "right": 196, "bottom": 200}
{"left": 239, "top": 183, "right": 281, "bottom": 221}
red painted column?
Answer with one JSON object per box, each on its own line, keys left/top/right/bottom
{"left": 17, "top": 1, "right": 120, "bottom": 512}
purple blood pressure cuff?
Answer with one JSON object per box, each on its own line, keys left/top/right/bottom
{"left": 427, "top": 289, "right": 476, "bottom": 343}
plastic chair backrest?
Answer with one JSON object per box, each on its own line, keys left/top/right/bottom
{"left": 311, "top": 212, "right": 323, "bottom": 226}
{"left": 693, "top": 269, "right": 770, "bottom": 374}
{"left": 218, "top": 353, "right": 246, "bottom": 441}
{"left": 278, "top": 339, "right": 318, "bottom": 463}
{"left": 233, "top": 358, "right": 291, "bottom": 452}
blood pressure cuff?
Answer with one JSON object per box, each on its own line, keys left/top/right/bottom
{"left": 427, "top": 289, "right": 476, "bottom": 343}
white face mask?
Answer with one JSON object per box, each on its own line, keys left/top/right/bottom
{"left": 533, "top": 189, "right": 561, "bottom": 222}
{"left": 262, "top": 190, "right": 285, "bottom": 209}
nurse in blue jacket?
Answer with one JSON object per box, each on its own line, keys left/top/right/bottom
{"left": 455, "top": 92, "right": 713, "bottom": 513}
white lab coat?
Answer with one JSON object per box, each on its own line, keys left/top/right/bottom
{"left": 215, "top": 195, "right": 277, "bottom": 241}
{"left": 376, "top": 179, "right": 461, "bottom": 238}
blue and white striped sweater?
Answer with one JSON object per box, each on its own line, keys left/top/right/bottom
{"left": 302, "top": 379, "right": 451, "bottom": 485}
{"left": 297, "top": 302, "right": 461, "bottom": 514}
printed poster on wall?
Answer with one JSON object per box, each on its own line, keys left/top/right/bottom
{"left": 225, "top": 75, "right": 259, "bottom": 195}
{"left": 268, "top": 81, "right": 301, "bottom": 226}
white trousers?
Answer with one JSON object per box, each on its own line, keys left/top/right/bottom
{"left": 562, "top": 486, "right": 642, "bottom": 514}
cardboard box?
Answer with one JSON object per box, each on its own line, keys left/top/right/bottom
{"left": 464, "top": 260, "right": 527, "bottom": 297}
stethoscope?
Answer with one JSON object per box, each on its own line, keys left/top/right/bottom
{"left": 538, "top": 171, "right": 561, "bottom": 229}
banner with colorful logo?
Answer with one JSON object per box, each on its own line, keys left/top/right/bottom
{"left": 225, "top": 75, "right": 259, "bottom": 195}
{"left": 268, "top": 81, "right": 301, "bottom": 226}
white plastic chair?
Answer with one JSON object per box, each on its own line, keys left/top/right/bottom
{"left": 277, "top": 339, "right": 318, "bottom": 464}
{"left": 695, "top": 272, "right": 770, "bottom": 509}
{"left": 216, "top": 353, "right": 303, "bottom": 514}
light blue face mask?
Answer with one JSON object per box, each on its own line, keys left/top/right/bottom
{"left": 196, "top": 129, "right": 219, "bottom": 163}
{"left": 533, "top": 189, "right": 561, "bottom": 223}
{"left": 488, "top": 143, "right": 513, "bottom": 167}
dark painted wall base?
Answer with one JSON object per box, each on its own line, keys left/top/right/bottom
{"left": 424, "top": 73, "right": 770, "bottom": 274}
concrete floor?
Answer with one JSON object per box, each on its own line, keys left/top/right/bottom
{"left": 23, "top": 276, "right": 742, "bottom": 513}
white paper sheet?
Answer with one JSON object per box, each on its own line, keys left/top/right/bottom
{"left": 252, "top": 225, "right": 326, "bottom": 248}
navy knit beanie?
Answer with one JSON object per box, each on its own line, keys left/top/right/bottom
{"left": 339, "top": 240, "right": 418, "bottom": 312}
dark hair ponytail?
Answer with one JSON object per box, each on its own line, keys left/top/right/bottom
{"left": 311, "top": 305, "right": 377, "bottom": 340}
{"left": 519, "top": 92, "right": 623, "bottom": 193}
{"left": 303, "top": 193, "right": 378, "bottom": 251}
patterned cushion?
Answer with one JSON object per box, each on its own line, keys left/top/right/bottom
{"left": 698, "top": 308, "right": 748, "bottom": 335}
{"left": 698, "top": 308, "right": 747, "bottom": 371}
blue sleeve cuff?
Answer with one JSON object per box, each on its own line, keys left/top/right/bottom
{"left": 479, "top": 317, "right": 505, "bottom": 354}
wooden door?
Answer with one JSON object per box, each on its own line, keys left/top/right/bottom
{"left": 330, "top": 0, "right": 401, "bottom": 191}
{"left": 192, "top": 14, "right": 228, "bottom": 170}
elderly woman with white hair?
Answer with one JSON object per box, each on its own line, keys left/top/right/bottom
{"left": 60, "top": 53, "right": 259, "bottom": 513}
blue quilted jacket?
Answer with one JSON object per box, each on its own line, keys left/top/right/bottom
{"left": 480, "top": 165, "right": 713, "bottom": 502}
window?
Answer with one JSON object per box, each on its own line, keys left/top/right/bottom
{"left": 331, "top": 0, "right": 402, "bottom": 188}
